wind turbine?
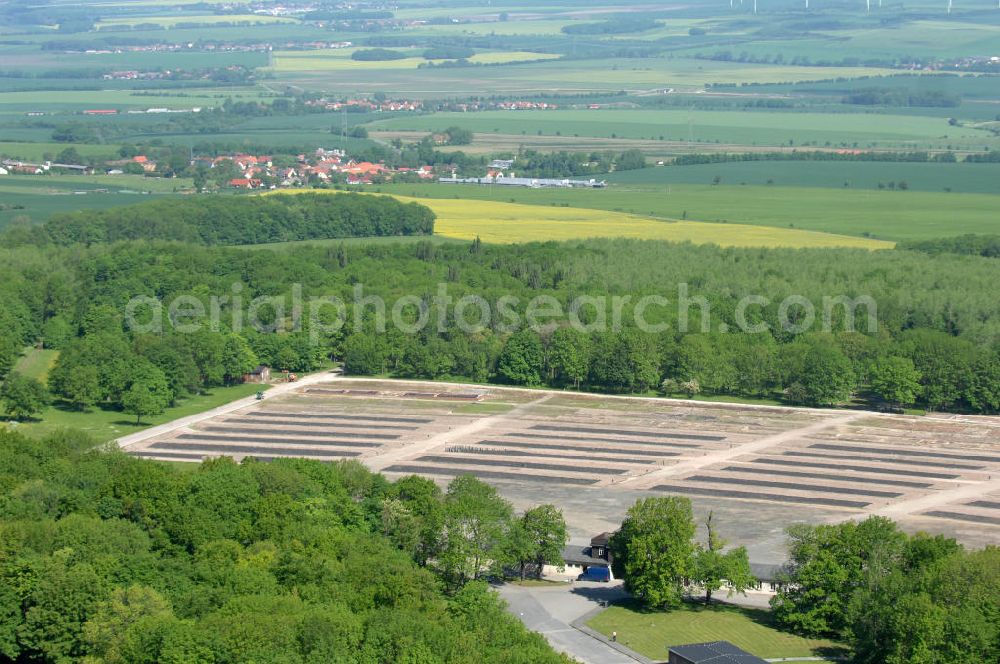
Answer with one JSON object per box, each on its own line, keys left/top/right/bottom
{"left": 753, "top": 0, "right": 757, "bottom": 15}
{"left": 947, "top": 0, "right": 952, "bottom": 13}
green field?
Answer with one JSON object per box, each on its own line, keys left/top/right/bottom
{"left": 0, "top": 88, "right": 264, "bottom": 113}
{"left": 379, "top": 182, "right": 1000, "bottom": 242}
{"left": 588, "top": 601, "right": 846, "bottom": 661}
{"left": 270, "top": 48, "right": 560, "bottom": 72}
{"left": 0, "top": 174, "right": 190, "bottom": 227}
{"left": 0, "top": 141, "right": 124, "bottom": 161}
{"left": 369, "top": 108, "right": 995, "bottom": 150}
{"left": 11, "top": 382, "right": 265, "bottom": 442}
{"left": 96, "top": 14, "right": 297, "bottom": 29}
{"left": 674, "top": 18, "right": 1000, "bottom": 62}
{"left": 272, "top": 57, "right": 905, "bottom": 99}
{"left": 608, "top": 161, "right": 1000, "bottom": 195}
{"left": 13, "top": 348, "right": 59, "bottom": 384}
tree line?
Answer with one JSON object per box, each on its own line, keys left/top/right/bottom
{"left": 22, "top": 194, "right": 436, "bottom": 247}
{"left": 561, "top": 17, "right": 659, "bottom": 35}
{"left": 898, "top": 234, "right": 1000, "bottom": 259}
{"left": 2, "top": 238, "right": 1000, "bottom": 423}
{"left": 0, "top": 428, "right": 572, "bottom": 663}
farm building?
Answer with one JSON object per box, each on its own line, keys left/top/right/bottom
{"left": 242, "top": 366, "right": 271, "bottom": 384}
{"left": 668, "top": 641, "right": 767, "bottom": 664}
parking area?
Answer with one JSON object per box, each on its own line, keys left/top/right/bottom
{"left": 122, "top": 378, "right": 1000, "bottom": 557}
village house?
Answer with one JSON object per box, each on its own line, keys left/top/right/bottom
{"left": 133, "top": 156, "right": 158, "bottom": 173}
{"left": 229, "top": 178, "right": 263, "bottom": 189}
{"left": 1, "top": 160, "right": 47, "bottom": 175}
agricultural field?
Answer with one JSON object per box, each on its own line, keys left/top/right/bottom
{"left": 268, "top": 48, "right": 560, "bottom": 72}
{"left": 95, "top": 14, "right": 298, "bottom": 29}
{"left": 272, "top": 57, "right": 908, "bottom": 98}
{"left": 0, "top": 174, "right": 190, "bottom": 228}
{"left": 368, "top": 108, "right": 996, "bottom": 150}
{"left": 381, "top": 183, "right": 1000, "bottom": 242}
{"left": 406, "top": 194, "right": 893, "bottom": 249}
{"left": 0, "top": 0, "right": 997, "bottom": 243}
{"left": 607, "top": 161, "right": 1000, "bottom": 195}
{"left": 282, "top": 189, "right": 892, "bottom": 248}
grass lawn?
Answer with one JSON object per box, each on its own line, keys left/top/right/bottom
{"left": 11, "top": 383, "right": 264, "bottom": 443}
{"left": 588, "top": 600, "right": 847, "bottom": 661}
{"left": 13, "top": 348, "right": 59, "bottom": 384}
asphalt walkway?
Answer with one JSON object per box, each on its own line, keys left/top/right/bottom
{"left": 498, "top": 581, "right": 640, "bottom": 664}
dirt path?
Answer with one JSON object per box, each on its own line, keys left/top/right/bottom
{"left": 867, "top": 476, "right": 1000, "bottom": 519}
{"left": 365, "top": 393, "right": 553, "bottom": 472}
{"left": 617, "top": 412, "right": 868, "bottom": 489}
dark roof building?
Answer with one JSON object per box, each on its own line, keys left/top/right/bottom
{"left": 590, "top": 532, "right": 612, "bottom": 561}
{"left": 668, "top": 641, "right": 768, "bottom": 664}
{"left": 561, "top": 544, "right": 609, "bottom": 568}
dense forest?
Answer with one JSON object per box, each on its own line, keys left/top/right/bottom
{"left": 19, "top": 194, "right": 435, "bottom": 247}
{"left": 0, "top": 429, "right": 572, "bottom": 663}
{"left": 1, "top": 238, "right": 1000, "bottom": 424}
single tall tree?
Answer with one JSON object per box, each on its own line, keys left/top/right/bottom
{"left": 0, "top": 372, "right": 48, "bottom": 421}
{"left": 610, "top": 496, "right": 696, "bottom": 608}
{"left": 694, "top": 512, "right": 754, "bottom": 604}
{"left": 121, "top": 369, "right": 171, "bottom": 425}
{"left": 439, "top": 475, "right": 514, "bottom": 586}
{"left": 507, "top": 504, "right": 569, "bottom": 580}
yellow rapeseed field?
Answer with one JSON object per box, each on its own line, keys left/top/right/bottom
{"left": 268, "top": 190, "right": 893, "bottom": 250}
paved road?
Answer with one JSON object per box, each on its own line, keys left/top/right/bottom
{"left": 498, "top": 581, "right": 639, "bottom": 664}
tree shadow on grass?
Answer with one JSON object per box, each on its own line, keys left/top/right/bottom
{"left": 598, "top": 597, "right": 851, "bottom": 659}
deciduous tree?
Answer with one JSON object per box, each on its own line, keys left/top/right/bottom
{"left": 610, "top": 496, "right": 696, "bottom": 608}
{"left": 0, "top": 372, "right": 48, "bottom": 421}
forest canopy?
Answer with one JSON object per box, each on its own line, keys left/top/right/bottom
{"left": 1, "top": 238, "right": 1000, "bottom": 418}
{"left": 0, "top": 429, "right": 572, "bottom": 663}
{"left": 30, "top": 193, "right": 436, "bottom": 247}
